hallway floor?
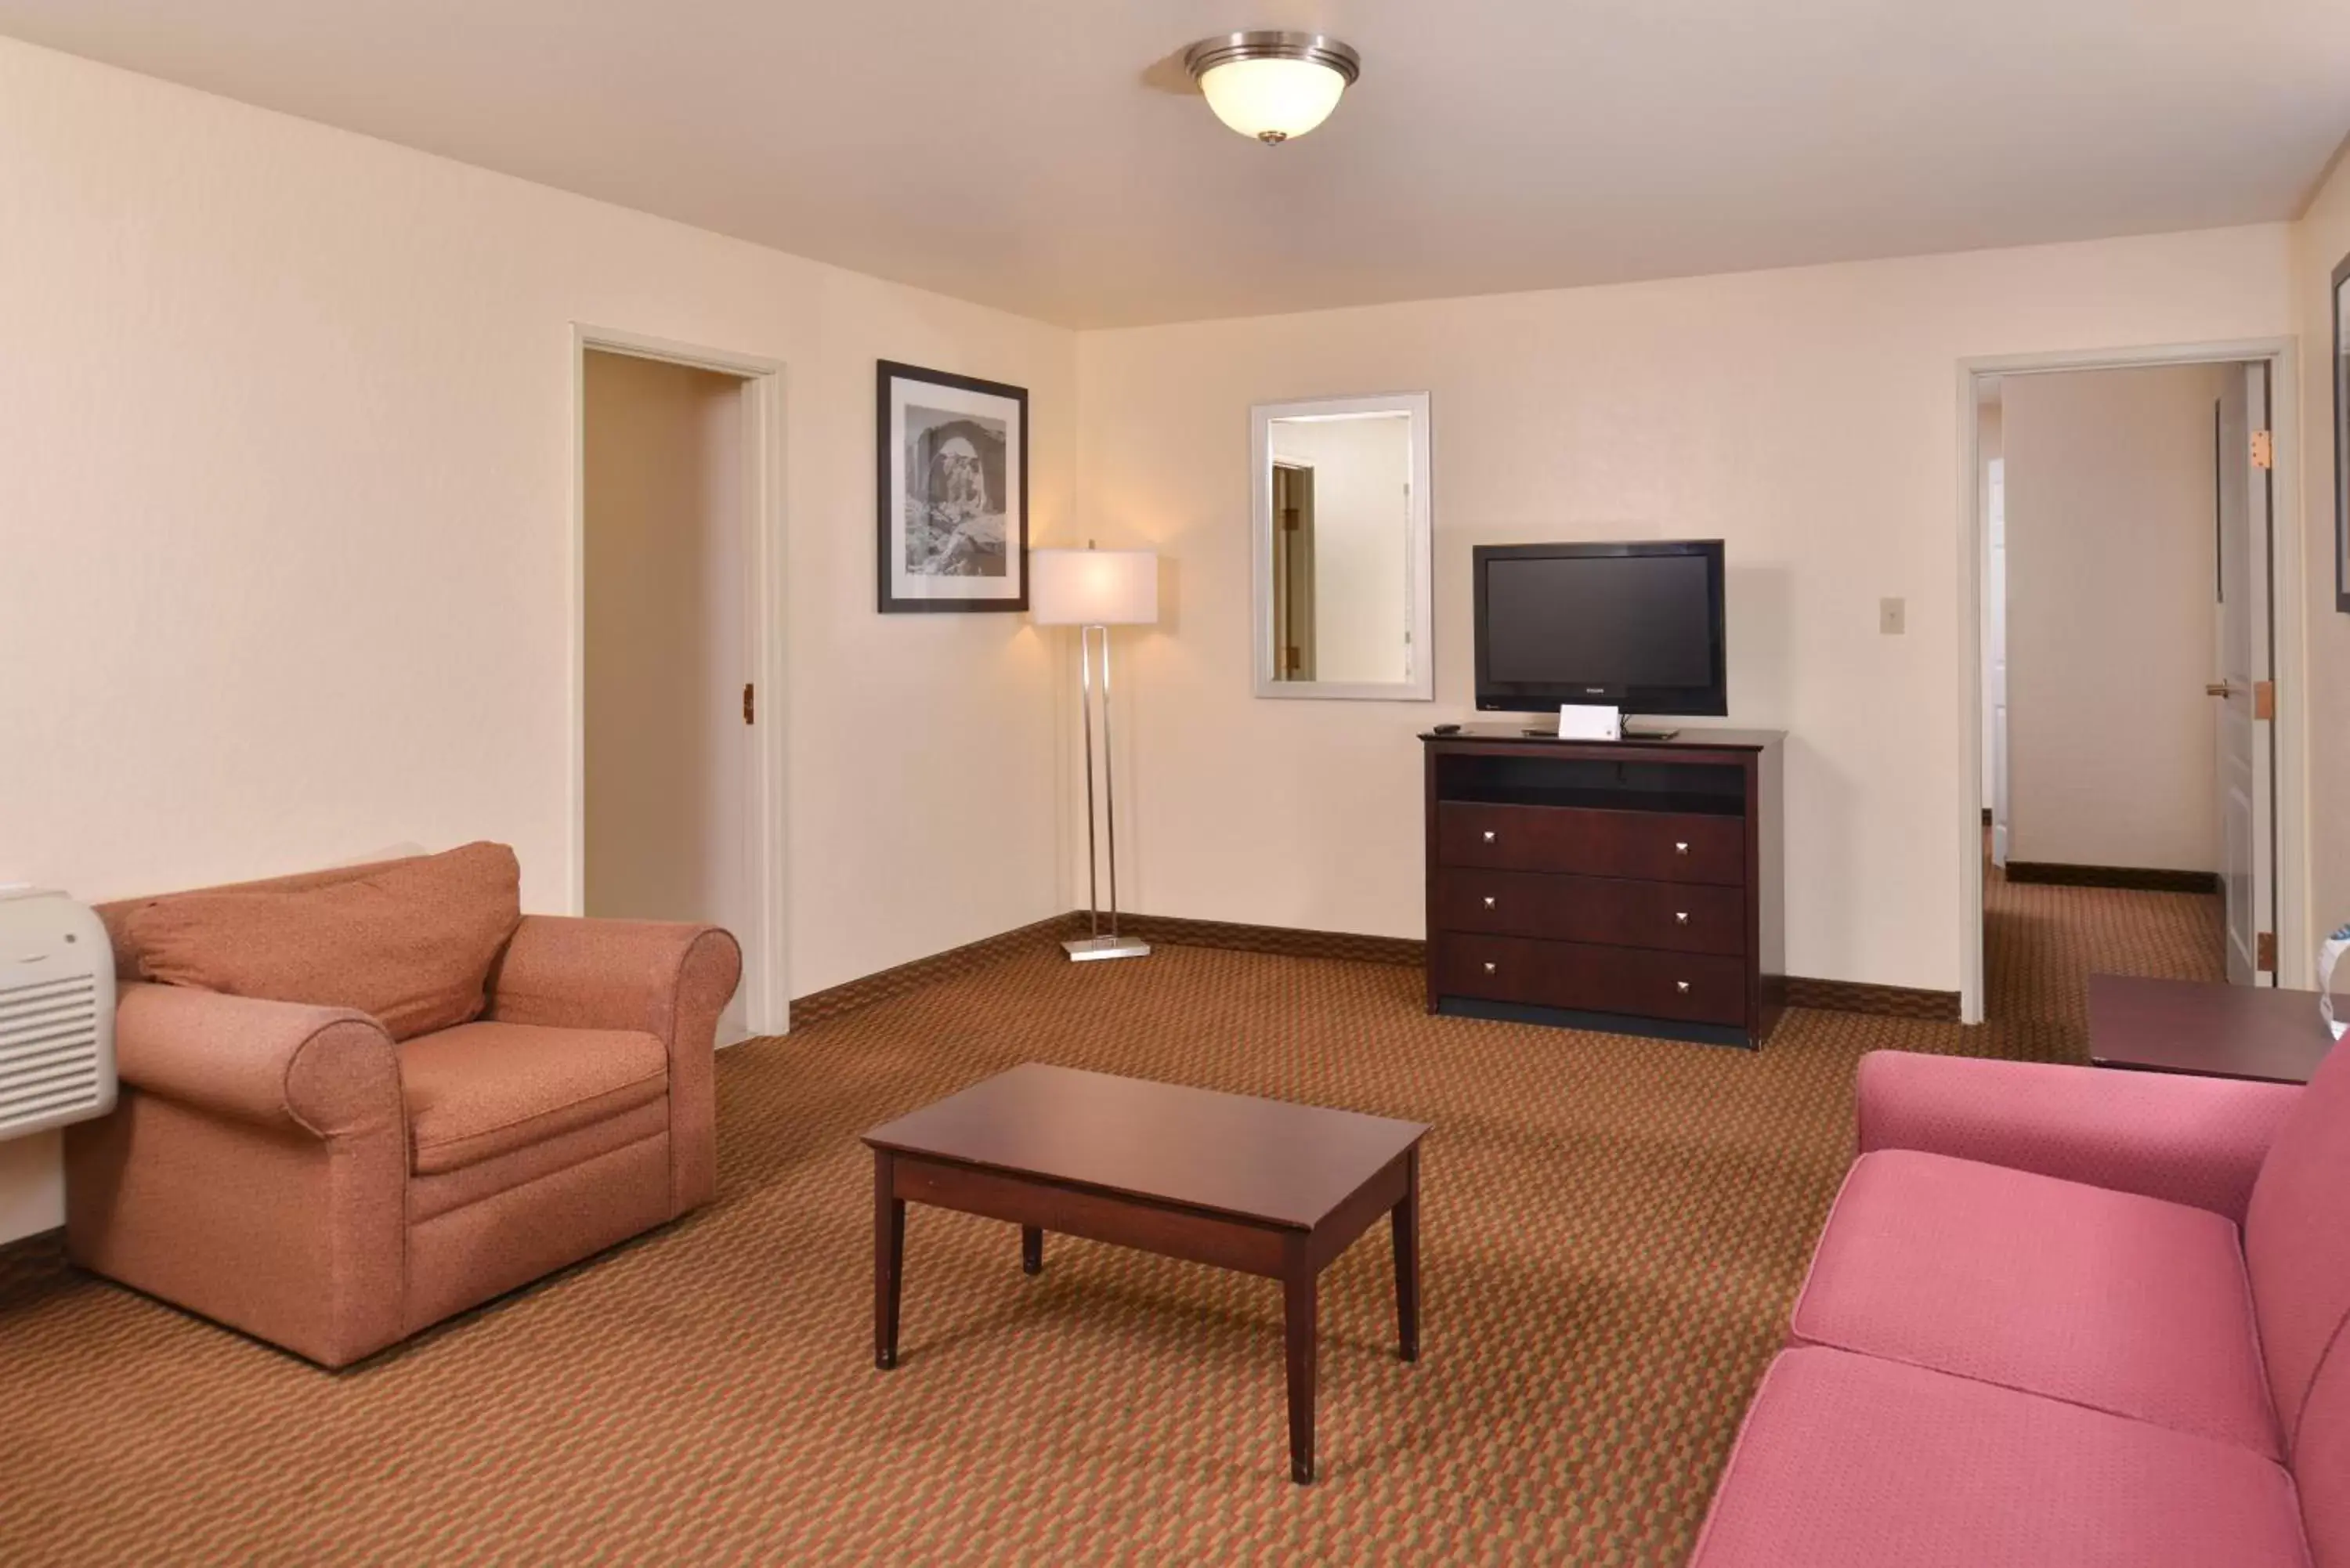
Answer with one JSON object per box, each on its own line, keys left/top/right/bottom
{"left": 1983, "top": 847, "right": 2227, "bottom": 1055}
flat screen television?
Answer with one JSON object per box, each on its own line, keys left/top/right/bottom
{"left": 1473, "top": 540, "right": 1727, "bottom": 717}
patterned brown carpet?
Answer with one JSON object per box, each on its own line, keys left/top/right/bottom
{"left": 0, "top": 862, "right": 2224, "bottom": 1566}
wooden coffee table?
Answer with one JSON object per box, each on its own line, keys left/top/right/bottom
{"left": 862, "top": 1064, "right": 1430, "bottom": 1483}
{"left": 2087, "top": 974, "right": 2334, "bottom": 1085}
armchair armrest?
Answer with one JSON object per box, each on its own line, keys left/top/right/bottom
{"left": 113, "top": 981, "right": 402, "bottom": 1138}
{"left": 1855, "top": 1050, "right": 2300, "bottom": 1223}
{"left": 486, "top": 916, "right": 742, "bottom": 1215}
{"left": 79, "top": 983, "right": 407, "bottom": 1368}
{"left": 486, "top": 916, "right": 741, "bottom": 1039}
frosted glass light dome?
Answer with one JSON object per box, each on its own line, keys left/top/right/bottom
{"left": 1184, "top": 33, "right": 1361, "bottom": 145}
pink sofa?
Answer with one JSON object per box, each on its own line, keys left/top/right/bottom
{"left": 1690, "top": 1046, "right": 2348, "bottom": 1568}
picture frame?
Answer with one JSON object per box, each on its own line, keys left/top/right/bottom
{"left": 877, "top": 359, "right": 1029, "bottom": 613}
{"left": 2334, "top": 252, "right": 2350, "bottom": 613}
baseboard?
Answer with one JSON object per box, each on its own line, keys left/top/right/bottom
{"left": 0, "top": 1224, "right": 65, "bottom": 1277}
{"left": 1781, "top": 976, "right": 1962, "bottom": 1022}
{"left": 2004, "top": 862, "right": 2221, "bottom": 894}
{"left": 788, "top": 912, "right": 1085, "bottom": 1028}
{"left": 1112, "top": 912, "right": 1424, "bottom": 966}
{"left": 786, "top": 911, "right": 1416, "bottom": 1028}
{"left": 790, "top": 909, "right": 1959, "bottom": 1030}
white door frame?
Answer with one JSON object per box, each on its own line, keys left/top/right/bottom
{"left": 572, "top": 323, "right": 791, "bottom": 1038}
{"left": 1955, "top": 338, "right": 2308, "bottom": 1024}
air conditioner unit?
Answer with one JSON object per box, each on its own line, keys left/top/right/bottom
{"left": 0, "top": 889, "right": 116, "bottom": 1140}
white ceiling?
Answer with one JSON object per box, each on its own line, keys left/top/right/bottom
{"left": 4, "top": 1, "right": 2348, "bottom": 328}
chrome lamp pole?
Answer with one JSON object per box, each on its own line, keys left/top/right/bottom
{"left": 1030, "top": 545, "right": 1159, "bottom": 961}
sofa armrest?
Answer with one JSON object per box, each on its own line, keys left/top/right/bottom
{"left": 1855, "top": 1050, "right": 2300, "bottom": 1223}
{"left": 486, "top": 916, "right": 742, "bottom": 1214}
{"left": 113, "top": 981, "right": 402, "bottom": 1137}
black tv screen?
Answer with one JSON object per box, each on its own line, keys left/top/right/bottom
{"left": 1473, "top": 541, "right": 1726, "bottom": 715}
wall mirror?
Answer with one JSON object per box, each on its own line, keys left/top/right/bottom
{"left": 2334, "top": 251, "right": 2349, "bottom": 613}
{"left": 1251, "top": 393, "right": 1434, "bottom": 700}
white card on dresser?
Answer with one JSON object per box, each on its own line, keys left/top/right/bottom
{"left": 1556, "top": 704, "right": 1622, "bottom": 741}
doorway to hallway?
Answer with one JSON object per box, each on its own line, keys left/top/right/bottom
{"left": 576, "top": 331, "right": 787, "bottom": 1041}
{"left": 1958, "top": 339, "right": 2307, "bottom": 1024}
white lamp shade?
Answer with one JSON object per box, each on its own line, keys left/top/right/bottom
{"left": 1197, "top": 56, "right": 1348, "bottom": 142}
{"left": 1030, "top": 548, "right": 1159, "bottom": 627}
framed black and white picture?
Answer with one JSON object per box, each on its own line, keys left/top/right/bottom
{"left": 2334, "top": 252, "right": 2350, "bottom": 613}
{"left": 877, "top": 360, "right": 1028, "bottom": 613}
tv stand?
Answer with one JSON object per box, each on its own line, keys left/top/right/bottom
{"left": 1420, "top": 724, "right": 1785, "bottom": 1048}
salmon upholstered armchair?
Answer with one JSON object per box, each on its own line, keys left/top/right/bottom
{"left": 65, "top": 845, "right": 741, "bottom": 1368}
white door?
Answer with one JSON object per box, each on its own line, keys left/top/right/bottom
{"left": 2215, "top": 365, "right": 2274, "bottom": 987}
{"left": 1987, "top": 458, "right": 2011, "bottom": 867}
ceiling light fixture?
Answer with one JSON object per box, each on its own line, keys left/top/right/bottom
{"left": 1183, "top": 31, "right": 1361, "bottom": 145}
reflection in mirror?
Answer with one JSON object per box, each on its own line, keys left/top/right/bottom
{"left": 2336, "top": 260, "right": 2350, "bottom": 613}
{"left": 1253, "top": 395, "right": 1433, "bottom": 700}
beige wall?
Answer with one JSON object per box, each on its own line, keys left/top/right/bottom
{"left": 1075, "top": 225, "right": 2295, "bottom": 992}
{"left": 0, "top": 38, "right": 1076, "bottom": 1239}
{"left": 582, "top": 351, "right": 750, "bottom": 1041}
{"left": 2001, "top": 365, "right": 2228, "bottom": 872}
{"left": 2294, "top": 146, "right": 2350, "bottom": 940}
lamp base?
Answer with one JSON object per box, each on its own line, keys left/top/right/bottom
{"left": 1062, "top": 934, "right": 1152, "bottom": 962}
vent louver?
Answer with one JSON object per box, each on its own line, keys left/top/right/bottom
{"left": 0, "top": 892, "right": 116, "bottom": 1140}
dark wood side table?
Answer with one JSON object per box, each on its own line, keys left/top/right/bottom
{"left": 862, "top": 1063, "right": 1430, "bottom": 1484}
{"left": 2086, "top": 974, "right": 2335, "bottom": 1085}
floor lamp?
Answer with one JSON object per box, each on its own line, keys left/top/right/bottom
{"left": 1031, "top": 545, "right": 1159, "bottom": 961}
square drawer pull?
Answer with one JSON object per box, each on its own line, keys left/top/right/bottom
{"left": 1482, "top": 829, "right": 1498, "bottom": 844}
{"left": 1483, "top": 960, "right": 1498, "bottom": 975}
{"left": 1482, "top": 895, "right": 1497, "bottom": 909}
{"left": 1673, "top": 841, "right": 1690, "bottom": 855}
{"left": 1675, "top": 911, "right": 1690, "bottom": 924}
{"left": 1676, "top": 980, "right": 1691, "bottom": 993}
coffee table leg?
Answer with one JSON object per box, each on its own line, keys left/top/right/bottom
{"left": 1393, "top": 1147, "right": 1420, "bottom": 1362}
{"left": 1021, "top": 1225, "right": 1044, "bottom": 1275}
{"left": 873, "top": 1149, "right": 904, "bottom": 1370}
{"left": 1283, "top": 1236, "right": 1318, "bottom": 1484}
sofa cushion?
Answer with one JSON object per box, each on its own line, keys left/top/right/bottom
{"left": 1687, "top": 1348, "right": 2311, "bottom": 1568}
{"left": 2246, "top": 1042, "right": 2350, "bottom": 1454}
{"left": 400, "top": 1021, "right": 667, "bottom": 1176}
{"left": 1791, "top": 1148, "right": 2276, "bottom": 1456}
{"left": 123, "top": 843, "right": 522, "bottom": 1042}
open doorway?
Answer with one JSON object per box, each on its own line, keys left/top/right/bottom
{"left": 1960, "top": 341, "right": 2306, "bottom": 1026}
{"left": 573, "top": 330, "right": 786, "bottom": 1042}
{"left": 1270, "top": 461, "right": 1317, "bottom": 681}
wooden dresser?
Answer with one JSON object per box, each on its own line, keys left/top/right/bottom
{"left": 1421, "top": 725, "right": 1785, "bottom": 1048}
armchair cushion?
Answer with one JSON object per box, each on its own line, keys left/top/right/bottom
{"left": 1854, "top": 1050, "right": 2301, "bottom": 1223}
{"left": 121, "top": 842, "right": 522, "bottom": 1041}
{"left": 1791, "top": 1150, "right": 2278, "bottom": 1457}
{"left": 400, "top": 1021, "right": 667, "bottom": 1175}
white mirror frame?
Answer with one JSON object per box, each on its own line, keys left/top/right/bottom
{"left": 1250, "top": 392, "right": 1434, "bottom": 701}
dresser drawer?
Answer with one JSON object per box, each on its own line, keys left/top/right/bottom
{"left": 1434, "top": 933, "right": 1748, "bottom": 1027}
{"left": 1436, "top": 802, "right": 1745, "bottom": 886}
{"left": 1434, "top": 869, "right": 1745, "bottom": 956}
